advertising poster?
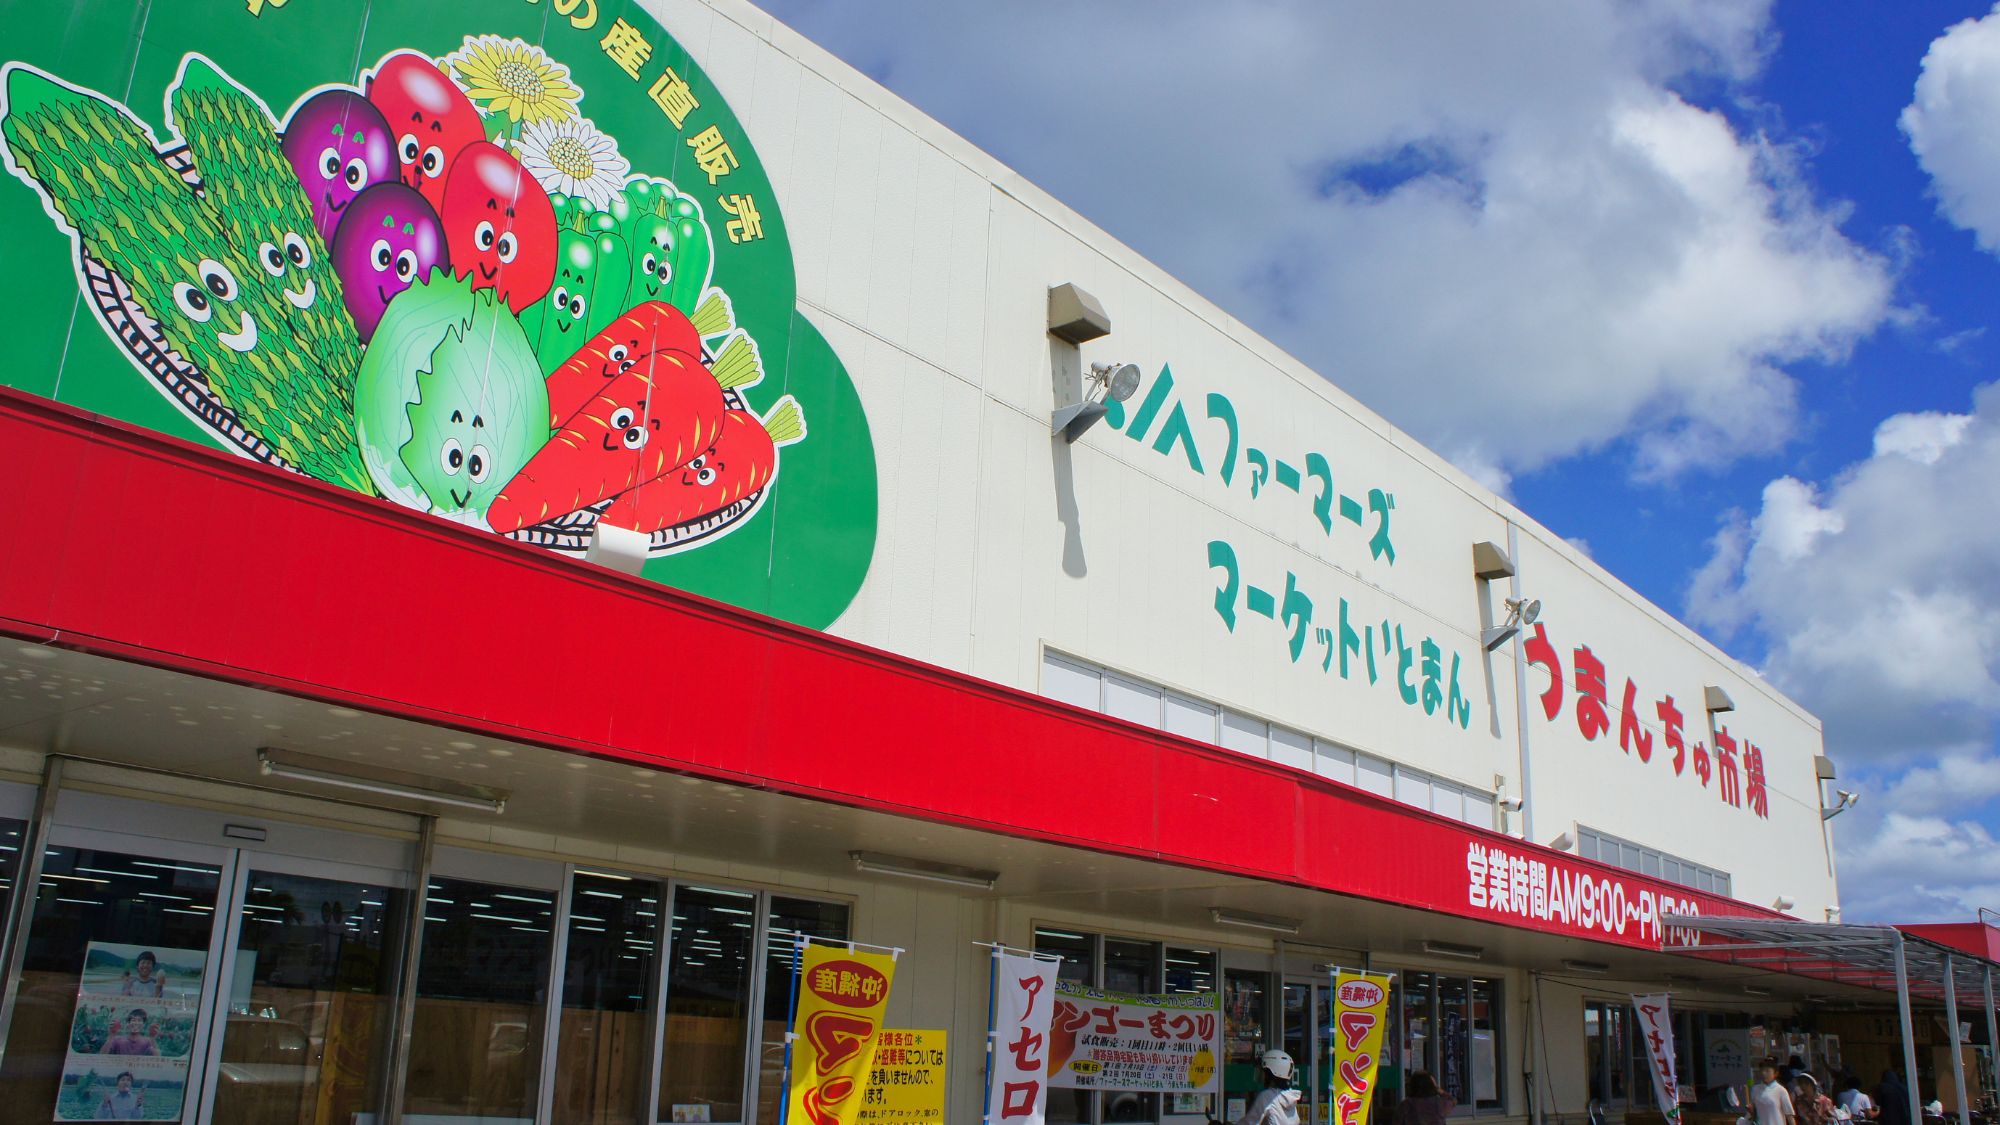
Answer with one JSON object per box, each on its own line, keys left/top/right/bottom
{"left": 1046, "top": 980, "right": 1221, "bottom": 1093}
{"left": 55, "top": 942, "right": 208, "bottom": 1122}
{"left": 857, "top": 1028, "right": 946, "bottom": 1125}
{"left": 1330, "top": 973, "right": 1392, "bottom": 1125}
{"left": 1706, "top": 1030, "right": 1751, "bottom": 1088}
{"left": 987, "top": 951, "right": 1058, "bottom": 1125}
{"left": 1632, "top": 995, "right": 1683, "bottom": 1125}
{"left": 786, "top": 943, "right": 897, "bottom": 1125}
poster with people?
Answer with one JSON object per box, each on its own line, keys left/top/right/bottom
{"left": 55, "top": 943, "right": 207, "bottom": 1121}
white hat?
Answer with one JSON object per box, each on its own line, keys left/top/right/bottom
{"left": 1926, "top": 1102, "right": 1944, "bottom": 1116}
{"left": 1261, "top": 1049, "right": 1296, "bottom": 1081}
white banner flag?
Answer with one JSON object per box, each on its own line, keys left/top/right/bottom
{"left": 987, "top": 952, "right": 1058, "bottom": 1125}
{"left": 1632, "top": 994, "right": 1682, "bottom": 1125}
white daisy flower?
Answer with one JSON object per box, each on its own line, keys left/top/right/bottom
{"left": 516, "top": 117, "right": 630, "bottom": 208}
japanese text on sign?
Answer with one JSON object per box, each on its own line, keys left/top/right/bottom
{"left": 1632, "top": 995, "right": 1684, "bottom": 1125}
{"left": 988, "top": 952, "right": 1057, "bottom": 1125}
{"left": 1465, "top": 841, "right": 1705, "bottom": 944}
{"left": 1331, "top": 973, "right": 1392, "bottom": 1125}
{"left": 859, "top": 1029, "right": 946, "bottom": 1125}
{"left": 788, "top": 944, "right": 898, "bottom": 1125}
{"left": 1046, "top": 981, "right": 1221, "bottom": 1094}
{"left": 1208, "top": 540, "right": 1471, "bottom": 729}
{"left": 1523, "top": 621, "right": 1777, "bottom": 820}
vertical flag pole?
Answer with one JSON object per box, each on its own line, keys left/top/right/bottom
{"left": 778, "top": 932, "right": 805, "bottom": 1125}
{"left": 983, "top": 945, "right": 1000, "bottom": 1125}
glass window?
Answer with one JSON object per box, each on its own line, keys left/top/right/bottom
{"left": 1577, "top": 831, "right": 1599, "bottom": 861}
{"left": 754, "top": 897, "right": 851, "bottom": 1125}
{"left": 404, "top": 876, "right": 556, "bottom": 1121}
{"left": 1316, "top": 741, "right": 1357, "bottom": 785}
{"left": 1641, "top": 851, "right": 1661, "bottom": 877}
{"left": 0, "top": 817, "right": 23, "bottom": 929}
{"left": 1463, "top": 792, "right": 1496, "bottom": 831}
{"left": 1268, "top": 727, "right": 1313, "bottom": 772}
{"left": 1398, "top": 971, "right": 1434, "bottom": 1094}
{"left": 1220, "top": 712, "right": 1268, "bottom": 758}
{"left": 211, "top": 869, "right": 405, "bottom": 1125}
{"left": 1471, "top": 978, "right": 1501, "bottom": 1110}
{"left": 657, "top": 886, "right": 758, "bottom": 1124}
{"left": 0, "top": 845, "right": 223, "bottom": 1120}
{"left": 1164, "top": 947, "right": 1216, "bottom": 996}
{"left": 1430, "top": 782, "right": 1464, "bottom": 822}
{"left": 1043, "top": 654, "right": 1102, "bottom": 711}
{"left": 1585, "top": 1001, "right": 1630, "bottom": 1104}
{"left": 1163, "top": 695, "right": 1219, "bottom": 742}
{"left": 1224, "top": 970, "right": 1269, "bottom": 1121}
{"left": 1103, "top": 941, "right": 1159, "bottom": 1122}
{"left": 1104, "top": 676, "right": 1163, "bottom": 728}
{"left": 1395, "top": 768, "right": 1431, "bottom": 810}
{"left": 1438, "top": 976, "right": 1469, "bottom": 1105}
{"left": 552, "top": 870, "right": 664, "bottom": 1125}
{"left": 1356, "top": 755, "right": 1395, "bottom": 798}
{"left": 1035, "top": 930, "right": 1096, "bottom": 1125}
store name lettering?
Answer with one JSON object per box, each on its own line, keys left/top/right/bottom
{"left": 1104, "top": 365, "right": 1399, "bottom": 568}
{"left": 1206, "top": 540, "right": 1471, "bottom": 730}
{"left": 1465, "top": 841, "right": 1705, "bottom": 945}
{"left": 1523, "top": 622, "right": 1774, "bottom": 820}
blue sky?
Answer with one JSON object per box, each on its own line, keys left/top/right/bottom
{"left": 762, "top": 0, "right": 2000, "bottom": 922}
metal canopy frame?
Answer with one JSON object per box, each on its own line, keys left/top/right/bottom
{"left": 1661, "top": 915, "right": 2000, "bottom": 1125}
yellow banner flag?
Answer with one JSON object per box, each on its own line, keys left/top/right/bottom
{"left": 1330, "top": 972, "right": 1392, "bottom": 1125}
{"left": 787, "top": 943, "right": 897, "bottom": 1125}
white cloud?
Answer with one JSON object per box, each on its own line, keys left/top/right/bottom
{"left": 1873, "top": 410, "right": 1973, "bottom": 464}
{"left": 1830, "top": 757, "right": 2000, "bottom": 922}
{"left": 764, "top": 0, "right": 1897, "bottom": 482}
{"left": 1903, "top": 3, "right": 2000, "bottom": 254}
{"left": 1690, "top": 385, "right": 2000, "bottom": 763}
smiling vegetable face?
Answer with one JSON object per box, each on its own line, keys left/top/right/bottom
{"left": 330, "top": 181, "right": 449, "bottom": 341}
{"left": 613, "top": 179, "right": 712, "bottom": 318}
{"left": 439, "top": 140, "right": 556, "bottom": 313}
{"left": 522, "top": 217, "right": 631, "bottom": 373}
{"left": 281, "top": 89, "right": 396, "bottom": 245}
{"left": 364, "top": 51, "right": 484, "bottom": 211}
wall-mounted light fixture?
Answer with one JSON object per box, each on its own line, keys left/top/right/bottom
{"left": 258, "top": 748, "right": 508, "bottom": 813}
{"left": 1822, "top": 790, "right": 1859, "bottom": 821}
{"left": 584, "top": 521, "right": 650, "bottom": 577}
{"left": 1772, "top": 895, "right": 1796, "bottom": 912}
{"left": 1482, "top": 596, "right": 1542, "bottom": 652}
{"left": 1210, "top": 907, "right": 1303, "bottom": 935}
{"left": 1421, "top": 940, "right": 1485, "bottom": 961}
{"left": 849, "top": 850, "right": 998, "bottom": 891}
{"left": 1548, "top": 831, "right": 1576, "bottom": 851}
{"left": 1472, "top": 541, "right": 1516, "bottom": 580}
{"left": 1704, "top": 685, "right": 1735, "bottom": 714}
{"left": 1742, "top": 984, "right": 1773, "bottom": 998}
{"left": 1563, "top": 959, "right": 1612, "bottom": 975}
{"left": 1053, "top": 361, "right": 1141, "bottom": 442}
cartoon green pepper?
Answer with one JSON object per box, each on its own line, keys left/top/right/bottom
{"left": 614, "top": 177, "right": 712, "bottom": 321}
{"left": 520, "top": 209, "right": 632, "bottom": 373}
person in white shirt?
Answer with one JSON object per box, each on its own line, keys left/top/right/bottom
{"left": 1753, "top": 1062, "right": 1799, "bottom": 1125}
{"left": 1836, "top": 1075, "right": 1878, "bottom": 1121}
{"left": 1237, "top": 1049, "right": 1302, "bottom": 1125}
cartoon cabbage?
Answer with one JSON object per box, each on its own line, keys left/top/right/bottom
{"left": 353, "top": 268, "right": 550, "bottom": 525}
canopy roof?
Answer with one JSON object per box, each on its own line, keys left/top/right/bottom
{"left": 1661, "top": 914, "right": 2000, "bottom": 1007}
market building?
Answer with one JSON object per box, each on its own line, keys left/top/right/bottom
{"left": 0, "top": 1, "right": 1982, "bottom": 1124}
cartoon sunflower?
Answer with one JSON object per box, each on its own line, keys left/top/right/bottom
{"left": 449, "top": 36, "right": 581, "bottom": 125}
{"left": 516, "top": 117, "right": 630, "bottom": 207}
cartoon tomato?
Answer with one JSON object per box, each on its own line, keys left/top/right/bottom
{"left": 281, "top": 89, "right": 396, "bottom": 245}
{"left": 439, "top": 140, "right": 556, "bottom": 313}
{"left": 329, "top": 182, "right": 450, "bottom": 341}
{"left": 485, "top": 348, "right": 725, "bottom": 534}
{"left": 364, "top": 51, "right": 485, "bottom": 211}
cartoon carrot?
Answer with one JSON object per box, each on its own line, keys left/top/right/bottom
{"left": 599, "top": 396, "right": 803, "bottom": 534}
{"left": 541, "top": 300, "right": 703, "bottom": 429}
{"left": 487, "top": 348, "right": 726, "bottom": 533}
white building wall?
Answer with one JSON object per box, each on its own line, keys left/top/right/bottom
{"left": 648, "top": 0, "right": 1838, "bottom": 918}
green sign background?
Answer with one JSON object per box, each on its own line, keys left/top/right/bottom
{"left": 0, "top": 0, "right": 876, "bottom": 630}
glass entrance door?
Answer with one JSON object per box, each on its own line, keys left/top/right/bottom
{"left": 1283, "top": 980, "right": 1334, "bottom": 1125}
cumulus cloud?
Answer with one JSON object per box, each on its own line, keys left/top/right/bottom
{"left": 1689, "top": 385, "right": 2000, "bottom": 763}
{"left": 765, "top": 0, "right": 1897, "bottom": 483}
{"left": 1903, "top": 3, "right": 2000, "bottom": 253}
{"left": 1829, "top": 755, "right": 2000, "bottom": 922}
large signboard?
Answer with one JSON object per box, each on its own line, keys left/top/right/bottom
{"left": 786, "top": 943, "right": 897, "bottom": 1125}
{"left": 1046, "top": 981, "right": 1221, "bottom": 1094}
{"left": 0, "top": 0, "right": 875, "bottom": 630}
